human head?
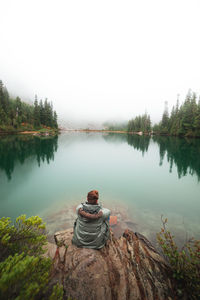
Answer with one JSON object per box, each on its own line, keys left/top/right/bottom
{"left": 87, "top": 190, "right": 99, "bottom": 204}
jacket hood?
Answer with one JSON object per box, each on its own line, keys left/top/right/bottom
{"left": 82, "top": 203, "right": 102, "bottom": 214}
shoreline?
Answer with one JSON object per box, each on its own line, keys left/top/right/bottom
{"left": 1, "top": 128, "right": 199, "bottom": 138}
{"left": 61, "top": 129, "right": 200, "bottom": 138}
{"left": 61, "top": 129, "right": 150, "bottom": 135}
{"left": 0, "top": 129, "right": 59, "bottom": 136}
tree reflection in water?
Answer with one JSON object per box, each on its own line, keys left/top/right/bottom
{"left": 104, "top": 133, "right": 200, "bottom": 180}
{"left": 103, "top": 132, "right": 150, "bottom": 155}
{"left": 127, "top": 134, "right": 150, "bottom": 155}
{"left": 0, "top": 135, "right": 58, "bottom": 180}
{"left": 1, "top": 133, "right": 200, "bottom": 182}
{"left": 153, "top": 136, "right": 200, "bottom": 180}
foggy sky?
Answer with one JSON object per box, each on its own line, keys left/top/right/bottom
{"left": 1, "top": 0, "right": 200, "bottom": 125}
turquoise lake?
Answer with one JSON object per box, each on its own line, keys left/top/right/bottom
{"left": 0, "top": 132, "right": 199, "bottom": 245}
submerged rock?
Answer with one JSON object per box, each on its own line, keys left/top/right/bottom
{"left": 46, "top": 228, "right": 175, "bottom": 300}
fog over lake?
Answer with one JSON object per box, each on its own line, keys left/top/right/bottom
{"left": 1, "top": 0, "right": 200, "bottom": 125}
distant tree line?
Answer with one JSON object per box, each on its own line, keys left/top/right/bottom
{"left": 104, "top": 115, "right": 151, "bottom": 133}
{"left": 127, "top": 113, "right": 151, "bottom": 133}
{"left": 0, "top": 80, "right": 58, "bottom": 131}
{"left": 153, "top": 91, "right": 200, "bottom": 137}
{"left": 103, "top": 121, "right": 128, "bottom": 131}
{"left": 33, "top": 96, "right": 58, "bottom": 129}
{"left": 104, "top": 114, "right": 151, "bottom": 133}
{"left": 105, "top": 90, "right": 200, "bottom": 138}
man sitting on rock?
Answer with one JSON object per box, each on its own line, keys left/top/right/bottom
{"left": 72, "top": 190, "right": 111, "bottom": 249}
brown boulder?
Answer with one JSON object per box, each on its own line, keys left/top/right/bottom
{"left": 46, "top": 229, "right": 175, "bottom": 300}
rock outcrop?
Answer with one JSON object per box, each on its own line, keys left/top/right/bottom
{"left": 46, "top": 229, "right": 175, "bottom": 300}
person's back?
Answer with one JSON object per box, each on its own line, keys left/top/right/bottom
{"left": 72, "top": 190, "right": 110, "bottom": 249}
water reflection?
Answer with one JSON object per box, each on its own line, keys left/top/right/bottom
{"left": 1, "top": 132, "right": 200, "bottom": 182}
{"left": 103, "top": 132, "right": 128, "bottom": 143}
{"left": 103, "top": 133, "right": 150, "bottom": 154}
{"left": 153, "top": 136, "right": 200, "bottom": 180}
{"left": 104, "top": 133, "right": 200, "bottom": 180}
{"left": 0, "top": 135, "right": 58, "bottom": 180}
{"left": 127, "top": 134, "right": 150, "bottom": 155}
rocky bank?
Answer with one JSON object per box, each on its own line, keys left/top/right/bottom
{"left": 45, "top": 228, "right": 175, "bottom": 300}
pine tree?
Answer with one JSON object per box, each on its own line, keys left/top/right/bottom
{"left": 127, "top": 113, "right": 151, "bottom": 133}
{"left": 53, "top": 111, "right": 58, "bottom": 128}
{"left": 180, "top": 91, "right": 197, "bottom": 136}
{"left": 0, "top": 81, "right": 10, "bottom": 124}
{"left": 0, "top": 80, "right": 4, "bottom": 110}
{"left": 39, "top": 99, "right": 45, "bottom": 125}
{"left": 34, "top": 95, "right": 40, "bottom": 127}
{"left": 0, "top": 80, "right": 58, "bottom": 132}
{"left": 161, "top": 101, "right": 169, "bottom": 133}
{"left": 16, "top": 97, "right": 22, "bottom": 125}
{"left": 194, "top": 98, "right": 200, "bottom": 136}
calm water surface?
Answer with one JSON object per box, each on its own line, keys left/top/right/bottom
{"left": 0, "top": 132, "right": 199, "bottom": 245}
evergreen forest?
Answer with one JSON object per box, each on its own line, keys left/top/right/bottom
{"left": 0, "top": 80, "right": 58, "bottom": 132}
{"left": 105, "top": 90, "right": 200, "bottom": 138}
{"left": 153, "top": 91, "right": 200, "bottom": 137}
{"left": 127, "top": 113, "right": 151, "bottom": 133}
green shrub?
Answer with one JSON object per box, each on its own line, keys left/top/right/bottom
{"left": 49, "top": 284, "right": 64, "bottom": 300}
{"left": 0, "top": 253, "right": 51, "bottom": 299}
{"left": 0, "top": 215, "right": 63, "bottom": 300}
{"left": 157, "top": 216, "right": 200, "bottom": 299}
{"left": 0, "top": 215, "right": 47, "bottom": 261}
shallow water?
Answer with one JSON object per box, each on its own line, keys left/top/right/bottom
{"left": 0, "top": 132, "right": 199, "bottom": 246}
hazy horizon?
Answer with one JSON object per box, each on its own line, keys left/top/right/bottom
{"left": 1, "top": 0, "right": 200, "bottom": 125}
